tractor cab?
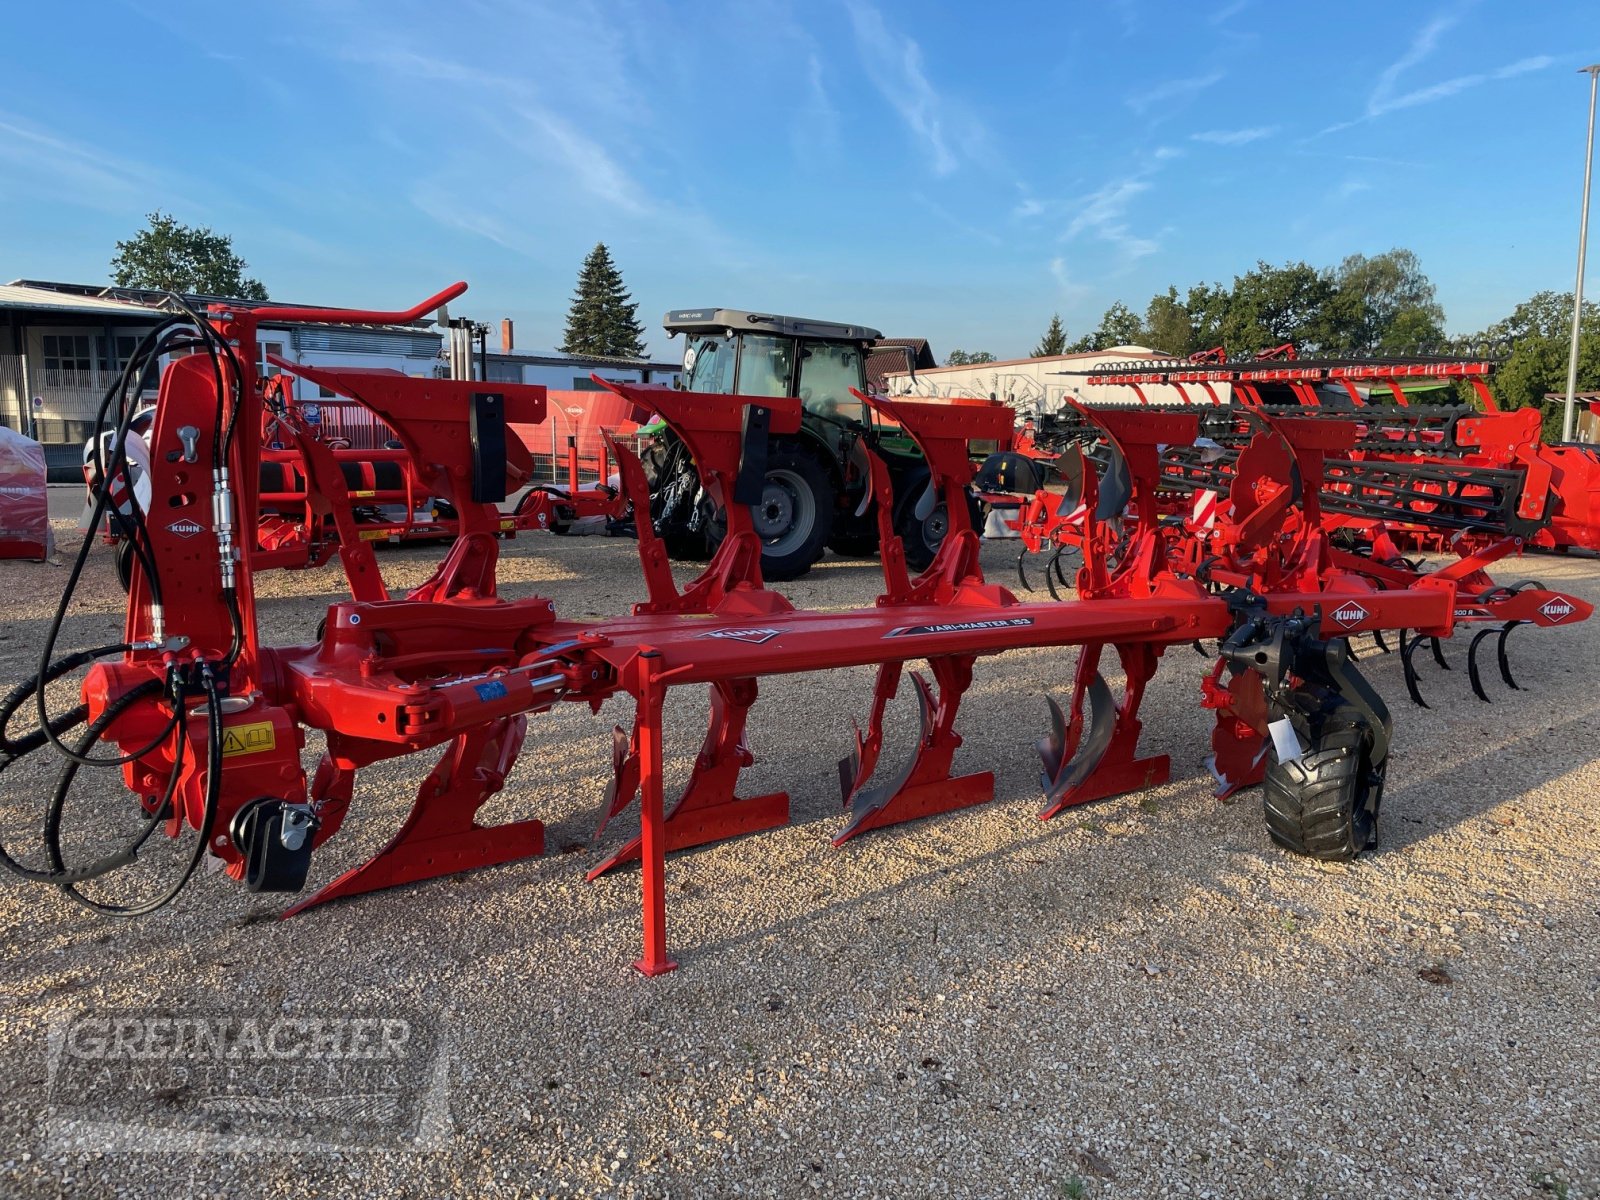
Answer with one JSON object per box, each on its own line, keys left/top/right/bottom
{"left": 648, "top": 308, "right": 948, "bottom": 579}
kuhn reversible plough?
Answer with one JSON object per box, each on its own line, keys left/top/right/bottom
{"left": 1, "top": 286, "right": 1589, "bottom": 975}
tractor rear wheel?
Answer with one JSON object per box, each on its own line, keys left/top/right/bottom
{"left": 713, "top": 449, "right": 833, "bottom": 581}
{"left": 899, "top": 492, "right": 984, "bottom": 573}
{"left": 1261, "top": 715, "right": 1380, "bottom": 860}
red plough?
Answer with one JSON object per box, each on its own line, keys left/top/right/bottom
{"left": 3, "top": 286, "right": 1590, "bottom": 977}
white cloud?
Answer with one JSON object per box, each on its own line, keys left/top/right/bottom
{"left": 846, "top": 2, "right": 986, "bottom": 175}
{"left": 1190, "top": 126, "right": 1277, "bottom": 146}
{"left": 1062, "top": 178, "right": 1159, "bottom": 261}
{"left": 1318, "top": 11, "right": 1555, "bottom": 134}
{"left": 1127, "top": 71, "right": 1225, "bottom": 115}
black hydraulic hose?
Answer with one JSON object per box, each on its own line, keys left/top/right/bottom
{"left": 0, "top": 679, "right": 172, "bottom": 885}
{"left": 51, "top": 671, "right": 220, "bottom": 917}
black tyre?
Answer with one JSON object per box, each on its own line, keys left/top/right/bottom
{"left": 827, "top": 526, "right": 880, "bottom": 559}
{"left": 1261, "top": 716, "right": 1379, "bottom": 860}
{"left": 713, "top": 449, "right": 834, "bottom": 581}
{"left": 898, "top": 491, "right": 984, "bottom": 573}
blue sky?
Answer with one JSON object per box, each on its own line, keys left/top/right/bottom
{"left": 2, "top": 0, "right": 1597, "bottom": 359}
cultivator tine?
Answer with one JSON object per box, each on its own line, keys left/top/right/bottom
{"left": 1467, "top": 626, "right": 1498, "bottom": 702}
{"left": 1016, "top": 548, "right": 1034, "bottom": 593}
{"left": 1497, "top": 621, "right": 1525, "bottom": 690}
{"left": 1044, "top": 547, "right": 1065, "bottom": 601}
{"left": 1401, "top": 631, "right": 1430, "bottom": 708}
{"left": 1372, "top": 629, "right": 1391, "bottom": 655}
{"left": 1429, "top": 637, "right": 1452, "bottom": 671}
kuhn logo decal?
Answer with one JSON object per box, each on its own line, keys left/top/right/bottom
{"left": 167, "top": 518, "right": 206, "bottom": 539}
{"left": 1540, "top": 597, "right": 1577, "bottom": 623}
{"left": 698, "top": 627, "right": 782, "bottom": 644}
{"left": 886, "top": 616, "right": 1036, "bottom": 638}
{"left": 1328, "top": 602, "right": 1369, "bottom": 628}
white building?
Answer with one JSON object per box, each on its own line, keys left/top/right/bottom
{"left": 885, "top": 347, "right": 1234, "bottom": 411}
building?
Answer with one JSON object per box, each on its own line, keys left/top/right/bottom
{"left": 884, "top": 346, "right": 1235, "bottom": 410}
{"left": 0, "top": 283, "right": 168, "bottom": 448}
{"left": 482, "top": 349, "right": 681, "bottom": 391}
{"left": 3, "top": 279, "right": 448, "bottom": 473}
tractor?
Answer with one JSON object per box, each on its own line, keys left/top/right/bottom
{"left": 642, "top": 308, "right": 965, "bottom": 579}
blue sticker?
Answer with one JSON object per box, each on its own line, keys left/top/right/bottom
{"left": 474, "top": 680, "right": 509, "bottom": 702}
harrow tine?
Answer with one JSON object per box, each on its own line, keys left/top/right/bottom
{"left": 1401, "top": 632, "right": 1430, "bottom": 708}
{"left": 1372, "top": 629, "right": 1391, "bottom": 655}
{"left": 1052, "top": 546, "right": 1073, "bottom": 588}
{"left": 1016, "top": 549, "right": 1034, "bottom": 593}
{"left": 1497, "top": 620, "right": 1526, "bottom": 690}
{"left": 1429, "top": 637, "right": 1452, "bottom": 671}
{"left": 1345, "top": 637, "right": 1361, "bottom": 662}
{"left": 1045, "top": 547, "right": 1065, "bottom": 602}
{"left": 1467, "top": 626, "right": 1498, "bottom": 702}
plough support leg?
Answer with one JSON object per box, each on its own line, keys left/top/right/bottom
{"left": 589, "top": 677, "right": 788, "bottom": 879}
{"left": 633, "top": 652, "right": 677, "bottom": 976}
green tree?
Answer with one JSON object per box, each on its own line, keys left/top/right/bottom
{"left": 946, "top": 349, "right": 997, "bottom": 365}
{"left": 1143, "top": 287, "right": 1194, "bottom": 356}
{"left": 1068, "top": 301, "right": 1146, "bottom": 353}
{"left": 561, "top": 243, "right": 646, "bottom": 357}
{"left": 1326, "top": 249, "right": 1445, "bottom": 351}
{"left": 1470, "top": 291, "right": 1600, "bottom": 436}
{"left": 1032, "top": 313, "right": 1068, "bottom": 357}
{"left": 1218, "top": 260, "right": 1336, "bottom": 353}
{"left": 110, "top": 211, "right": 267, "bottom": 298}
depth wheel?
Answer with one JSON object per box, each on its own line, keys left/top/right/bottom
{"left": 1262, "top": 717, "right": 1379, "bottom": 861}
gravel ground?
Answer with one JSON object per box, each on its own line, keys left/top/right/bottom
{"left": 2, "top": 514, "right": 1598, "bottom": 1199}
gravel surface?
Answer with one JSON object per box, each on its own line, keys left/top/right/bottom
{"left": 2, "top": 515, "right": 1598, "bottom": 1199}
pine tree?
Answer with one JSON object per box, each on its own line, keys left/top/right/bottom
{"left": 1033, "top": 313, "right": 1068, "bottom": 357}
{"left": 560, "top": 243, "right": 647, "bottom": 358}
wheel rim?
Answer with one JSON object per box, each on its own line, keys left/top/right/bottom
{"left": 751, "top": 468, "right": 815, "bottom": 557}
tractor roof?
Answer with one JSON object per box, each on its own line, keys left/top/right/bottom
{"left": 663, "top": 308, "right": 882, "bottom": 343}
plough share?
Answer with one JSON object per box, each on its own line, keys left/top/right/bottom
{"left": 1, "top": 286, "right": 1589, "bottom": 975}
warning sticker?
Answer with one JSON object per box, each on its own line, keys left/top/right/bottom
{"left": 358, "top": 528, "right": 391, "bottom": 541}
{"left": 221, "top": 720, "right": 276, "bottom": 758}
{"left": 350, "top": 489, "right": 377, "bottom": 499}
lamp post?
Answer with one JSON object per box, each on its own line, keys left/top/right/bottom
{"left": 1562, "top": 65, "right": 1600, "bottom": 443}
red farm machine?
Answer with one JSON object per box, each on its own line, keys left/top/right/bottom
{"left": 82, "top": 331, "right": 627, "bottom": 589}
{"left": 2, "top": 285, "right": 1590, "bottom": 976}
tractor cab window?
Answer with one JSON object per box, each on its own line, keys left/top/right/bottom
{"left": 735, "top": 334, "right": 794, "bottom": 399}
{"left": 796, "top": 340, "right": 864, "bottom": 419}
{"left": 683, "top": 335, "right": 735, "bottom": 394}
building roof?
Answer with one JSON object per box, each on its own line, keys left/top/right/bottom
{"left": 0, "top": 282, "right": 167, "bottom": 319}
{"left": 884, "top": 347, "right": 1158, "bottom": 377}
{"left": 487, "top": 349, "right": 681, "bottom": 371}
{"left": 866, "top": 338, "right": 937, "bottom": 390}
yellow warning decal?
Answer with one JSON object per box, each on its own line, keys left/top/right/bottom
{"left": 350, "top": 489, "right": 377, "bottom": 498}
{"left": 222, "top": 720, "right": 276, "bottom": 758}
{"left": 359, "top": 528, "right": 390, "bottom": 541}
{"left": 499, "top": 518, "right": 516, "bottom": 530}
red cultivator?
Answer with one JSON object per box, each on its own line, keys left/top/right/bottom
{"left": 2, "top": 286, "right": 1590, "bottom": 976}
